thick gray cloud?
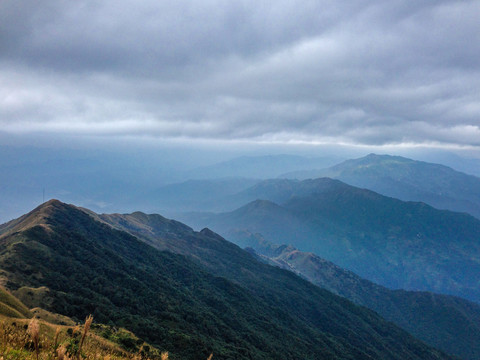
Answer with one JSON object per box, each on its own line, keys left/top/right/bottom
{"left": 1, "top": 0, "right": 479, "bottom": 147}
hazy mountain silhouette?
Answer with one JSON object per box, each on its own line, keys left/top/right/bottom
{"left": 179, "top": 178, "right": 480, "bottom": 303}
{"left": 281, "top": 154, "right": 480, "bottom": 218}
{"left": 187, "top": 154, "right": 342, "bottom": 179}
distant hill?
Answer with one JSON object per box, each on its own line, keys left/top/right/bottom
{"left": 187, "top": 154, "right": 342, "bottom": 179}
{"left": 281, "top": 153, "right": 480, "bottom": 219}
{"left": 145, "top": 178, "right": 260, "bottom": 214}
{"left": 0, "top": 200, "right": 452, "bottom": 360}
{"left": 179, "top": 178, "right": 480, "bottom": 304}
{"left": 233, "top": 232, "right": 480, "bottom": 360}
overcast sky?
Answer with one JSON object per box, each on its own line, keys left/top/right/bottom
{"left": 1, "top": 0, "right": 479, "bottom": 150}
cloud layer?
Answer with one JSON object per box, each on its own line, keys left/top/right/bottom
{"left": 1, "top": 0, "right": 479, "bottom": 147}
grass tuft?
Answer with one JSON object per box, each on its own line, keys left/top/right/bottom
{"left": 28, "top": 318, "right": 40, "bottom": 360}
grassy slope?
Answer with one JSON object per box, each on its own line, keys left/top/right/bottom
{"left": 0, "top": 200, "right": 452, "bottom": 360}
{"left": 0, "top": 315, "right": 162, "bottom": 359}
{"left": 0, "top": 287, "right": 32, "bottom": 318}
{"left": 0, "top": 288, "right": 162, "bottom": 359}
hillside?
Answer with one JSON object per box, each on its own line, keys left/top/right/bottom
{"left": 234, "top": 232, "right": 480, "bottom": 360}
{"left": 178, "top": 178, "right": 480, "bottom": 304}
{"left": 0, "top": 200, "right": 453, "bottom": 360}
{"left": 98, "top": 209, "right": 480, "bottom": 360}
{"left": 0, "top": 286, "right": 32, "bottom": 318}
{"left": 281, "top": 154, "right": 480, "bottom": 218}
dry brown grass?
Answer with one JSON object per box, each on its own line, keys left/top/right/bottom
{"left": 0, "top": 315, "right": 153, "bottom": 360}
{"left": 76, "top": 315, "right": 93, "bottom": 360}
{"left": 28, "top": 318, "right": 40, "bottom": 360}
{"left": 0, "top": 314, "right": 214, "bottom": 360}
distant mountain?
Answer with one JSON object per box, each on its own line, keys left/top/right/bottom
{"left": 144, "top": 178, "right": 260, "bottom": 214}
{"left": 187, "top": 154, "right": 343, "bottom": 179}
{"left": 281, "top": 153, "right": 480, "bottom": 219}
{"left": 234, "top": 232, "right": 480, "bottom": 360}
{"left": 0, "top": 145, "right": 187, "bottom": 223}
{"left": 0, "top": 149, "right": 339, "bottom": 223}
{"left": 0, "top": 200, "right": 452, "bottom": 360}
{"left": 145, "top": 177, "right": 330, "bottom": 216}
{"left": 179, "top": 178, "right": 480, "bottom": 304}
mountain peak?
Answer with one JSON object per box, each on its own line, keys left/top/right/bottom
{"left": 43, "top": 198, "right": 63, "bottom": 206}
{"left": 34, "top": 199, "right": 73, "bottom": 214}
{"left": 0, "top": 199, "right": 78, "bottom": 236}
{"left": 353, "top": 153, "right": 412, "bottom": 165}
{"left": 30, "top": 199, "right": 77, "bottom": 220}
{"left": 199, "top": 227, "right": 224, "bottom": 240}
{"left": 243, "top": 199, "right": 282, "bottom": 211}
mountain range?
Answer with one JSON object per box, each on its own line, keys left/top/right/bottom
{"left": 144, "top": 178, "right": 261, "bottom": 214}
{"left": 0, "top": 199, "right": 454, "bottom": 360}
{"left": 0, "top": 147, "right": 343, "bottom": 224}
{"left": 179, "top": 177, "right": 480, "bottom": 304}
{"left": 143, "top": 154, "right": 480, "bottom": 221}
{"left": 186, "top": 154, "right": 343, "bottom": 180}
{"left": 281, "top": 153, "right": 480, "bottom": 219}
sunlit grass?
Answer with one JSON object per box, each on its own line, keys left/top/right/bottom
{"left": 0, "top": 314, "right": 214, "bottom": 360}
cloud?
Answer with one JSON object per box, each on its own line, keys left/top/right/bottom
{"left": 0, "top": 0, "right": 479, "bottom": 148}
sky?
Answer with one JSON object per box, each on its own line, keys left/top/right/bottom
{"left": 1, "top": 0, "right": 480, "bottom": 152}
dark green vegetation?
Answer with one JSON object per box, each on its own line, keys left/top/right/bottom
{"left": 281, "top": 153, "right": 480, "bottom": 219}
{"left": 179, "top": 178, "right": 480, "bottom": 303}
{"left": 0, "top": 200, "right": 453, "bottom": 360}
{"left": 238, "top": 233, "right": 480, "bottom": 360}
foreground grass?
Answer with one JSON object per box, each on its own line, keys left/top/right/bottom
{"left": 0, "top": 315, "right": 170, "bottom": 360}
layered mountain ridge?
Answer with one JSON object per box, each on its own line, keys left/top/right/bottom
{"left": 179, "top": 177, "right": 480, "bottom": 304}
{"left": 0, "top": 200, "right": 453, "bottom": 360}
{"left": 93, "top": 205, "right": 480, "bottom": 360}
{"left": 281, "top": 153, "right": 480, "bottom": 219}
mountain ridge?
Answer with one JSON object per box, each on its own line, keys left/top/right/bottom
{"left": 280, "top": 153, "right": 480, "bottom": 218}
{"left": 178, "top": 178, "right": 480, "bottom": 303}
{"left": 0, "top": 199, "right": 453, "bottom": 360}
{"left": 100, "top": 208, "right": 480, "bottom": 360}
{"left": 236, "top": 232, "right": 480, "bottom": 360}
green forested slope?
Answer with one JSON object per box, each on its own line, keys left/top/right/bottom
{"left": 234, "top": 234, "right": 480, "bottom": 360}
{"left": 0, "top": 200, "right": 452, "bottom": 360}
